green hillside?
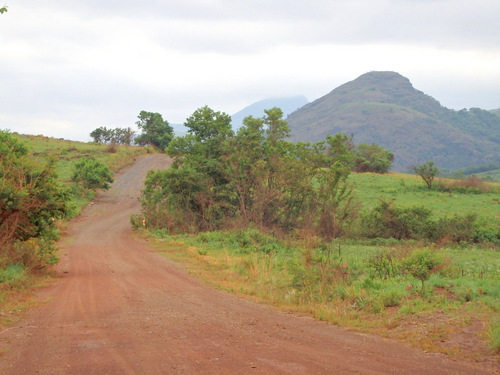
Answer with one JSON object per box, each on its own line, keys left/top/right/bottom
{"left": 287, "top": 72, "right": 500, "bottom": 171}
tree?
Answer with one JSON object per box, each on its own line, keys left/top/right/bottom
{"left": 0, "top": 6, "right": 7, "bottom": 14}
{"left": 72, "top": 158, "right": 113, "bottom": 195}
{"left": 135, "top": 111, "right": 174, "bottom": 151}
{"left": 413, "top": 161, "right": 439, "bottom": 189}
{"left": 144, "top": 106, "right": 357, "bottom": 237}
{"left": 353, "top": 143, "right": 394, "bottom": 173}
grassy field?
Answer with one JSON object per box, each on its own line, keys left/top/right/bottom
{"left": 477, "top": 168, "right": 500, "bottom": 182}
{"left": 13, "top": 133, "right": 150, "bottom": 211}
{"left": 349, "top": 172, "right": 500, "bottom": 221}
{"left": 14, "top": 133, "right": 149, "bottom": 183}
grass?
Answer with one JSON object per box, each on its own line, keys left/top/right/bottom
{"left": 14, "top": 133, "right": 150, "bottom": 183}
{"left": 350, "top": 172, "right": 500, "bottom": 218}
{"left": 477, "top": 168, "right": 500, "bottom": 183}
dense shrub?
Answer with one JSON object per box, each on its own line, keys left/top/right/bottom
{"left": 141, "top": 107, "right": 357, "bottom": 240}
{"left": 0, "top": 130, "right": 71, "bottom": 270}
{"left": 433, "top": 175, "right": 496, "bottom": 194}
{"left": 360, "top": 201, "right": 432, "bottom": 240}
{"left": 72, "top": 158, "right": 114, "bottom": 195}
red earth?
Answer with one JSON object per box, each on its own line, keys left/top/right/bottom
{"left": 0, "top": 154, "right": 497, "bottom": 374}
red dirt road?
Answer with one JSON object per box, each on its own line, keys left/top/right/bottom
{"left": 0, "top": 155, "right": 496, "bottom": 374}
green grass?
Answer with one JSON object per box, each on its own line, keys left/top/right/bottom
{"left": 349, "top": 172, "right": 500, "bottom": 222}
{"left": 477, "top": 168, "right": 500, "bottom": 182}
{"left": 14, "top": 133, "right": 149, "bottom": 184}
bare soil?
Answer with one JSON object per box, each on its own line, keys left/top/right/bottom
{"left": 0, "top": 154, "right": 497, "bottom": 374}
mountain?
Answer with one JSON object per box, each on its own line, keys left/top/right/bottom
{"left": 231, "top": 96, "right": 308, "bottom": 129}
{"left": 286, "top": 71, "right": 500, "bottom": 171}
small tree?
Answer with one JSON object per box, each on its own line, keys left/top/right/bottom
{"left": 402, "top": 249, "right": 443, "bottom": 292}
{"left": 413, "top": 161, "right": 439, "bottom": 189}
{"left": 354, "top": 143, "right": 394, "bottom": 173}
{"left": 72, "top": 158, "right": 113, "bottom": 195}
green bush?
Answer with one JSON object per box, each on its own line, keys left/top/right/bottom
{"left": 0, "top": 264, "right": 28, "bottom": 289}
{"left": 361, "top": 201, "right": 432, "bottom": 240}
{"left": 1, "top": 130, "right": 71, "bottom": 270}
{"left": 379, "top": 288, "right": 405, "bottom": 307}
{"left": 401, "top": 249, "right": 444, "bottom": 291}
{"left": 72, "top": 158, "right": 114, "bottom": 194}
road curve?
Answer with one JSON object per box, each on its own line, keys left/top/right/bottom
{"left": 0, "top": 154, "right": 495, "bottom": 374}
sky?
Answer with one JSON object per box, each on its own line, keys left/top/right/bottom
{"left": 1, "top": 0, "right": 500, "bottom": 142}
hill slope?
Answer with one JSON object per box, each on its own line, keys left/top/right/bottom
{"left": 287, "top": 72, "right": 500, "bottom": 171}
{"left": 231, "top": 96, "right": 308, "bottom": 130}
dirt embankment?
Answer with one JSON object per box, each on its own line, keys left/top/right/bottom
{"left": 0, "top": 154, "right": 496, "bottom": 374}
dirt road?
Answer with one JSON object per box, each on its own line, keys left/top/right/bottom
{"left": 0, "top": 154, "right": 496, "bottom": 374}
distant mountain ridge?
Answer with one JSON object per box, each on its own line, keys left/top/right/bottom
{"left": 286, "top": 71, "right": 500, "bottom": 171}
{"left": 231, "top": 96, "right": 308, "bottom": 129}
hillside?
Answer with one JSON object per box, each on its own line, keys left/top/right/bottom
{"left": 231, "top": 96, "right": 308, "bottom": 129}
{"left": 286, "top": 72, "right": 500, "bottom": 171}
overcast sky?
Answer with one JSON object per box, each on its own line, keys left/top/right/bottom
{"left": 1, "top": 1, "right": 500, "bottom": 142}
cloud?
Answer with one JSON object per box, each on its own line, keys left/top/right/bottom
{"left": 1, "top": 0, "right": 499, "bottom": 141}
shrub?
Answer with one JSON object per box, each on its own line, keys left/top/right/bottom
{"left": 433, "top": 175, "right": 495, "bottom": 194}
{"left": 0, "top": 264, "right": 28, "bottom": 290}
{"left": 1, "top": 130, "right": 71, "bottom": 269}
{"left": 72, "top": 158, "right": 114, "bottom": 194}
{"left": 361, "top": 201, "right": 432, "bottom": 240}
{"left": 401, "top": 249, "right": 444, "bottom": 291}
{"left": 379, "top": 288, "right": 404, "bottom": 307}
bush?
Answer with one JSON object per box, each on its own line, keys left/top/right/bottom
{"left": 433, "top": 175, "right": 495, "bottom": 194}
{"left": 401, "top": 249, "right": 444, "bottom": 291}
{"left": 361, "top": 201, "right": 432, "bottom": 240}
{"left": 1, "top": 130, "right": 71, "bottom": 269}
{"left": 0, "top": 264, "right": 28, "bottom": 290}
{"left": 72, "top": 158, "right": 114, "bottom": 195}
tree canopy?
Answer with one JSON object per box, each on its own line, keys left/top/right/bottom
{"left": 141, "top": 106, "right": 357, "bottom": 240}
{"left": 135, "top": 111, "right": 174, "bottom": 151}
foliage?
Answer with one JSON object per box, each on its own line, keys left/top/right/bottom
{"left": 90, "top": 126, "right": 135, "bottom": 145}
{"left": 433, "top": 175, "right": 495, "bottom": 194}
{"left": 71, "top": 158, "right": 114, "bottom": 195}
{"left": 0, "top": 130, "right": 71, "bottom": 269}
{"left": 135, "top": 111, "right": 174, "bottom": 150}
{"left": 413, "top": 161, "right": 439, "bottom": 188}
{"left": 142, "top": 106, "right": 357, "bottom": 239}
{"left": 353, "top": 143, "right": 394, "bottom": 173}
{"left": 361, "top": 201, "right": 433, "bottom": 240}
{"left": 401, "top": 248, "right": 444, "bottom": 290}
{"left": 0, "top": 6, "right": 6, "bottom": 14}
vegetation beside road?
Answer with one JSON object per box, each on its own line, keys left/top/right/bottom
{"left": 0, "top": 131, "right": 148, "bottom": 317}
